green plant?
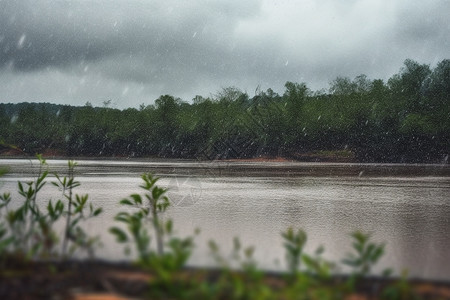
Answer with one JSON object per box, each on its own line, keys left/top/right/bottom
{"left": 341, "top": 231, "right": 385, "bottom": 293}
{"left": 302, "top": 245, "right": 335, "bottom": 280}
{"left": 342, "top": 231, "right": 385, "bottom": 277}
{"left": 0, "top": 156, "right": 102, "bottom": 263}
{"left": 110, "top": 210, "right": 151, "bottom": 261}
{"left": 110, "top": 173, "right": 198, "bottom": 297}
{"left": 282, "top": 226, "right": 307, "bottom": 278}
{"left": 382, "top": 270, "right": 421, "bottom": 300}
{"left": 0, "top": 155, "right": 65, "bottom": 261}
{"left": 7, "top": 155, "right": 55, "bottom": 259}
{"left": 52, "top": 160, "right": 102, "bottom": 258}
{"left": 0, "top": 193, "right": 14, "bottom": 260}
{"left": 0, "top": 166, "right": 8, "bottom": 177}
{"left": 110, "top": 173, "right": 170, "bottom": 260}
{"left": 280, "top": 228, "right": 347, "bottom": 300}
{"left": 207, "top": 237, "right": 272, "bottom": 300}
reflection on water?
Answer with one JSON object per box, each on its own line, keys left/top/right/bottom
{"left": 0, "top": 159, "right": 449, "bottom": 280}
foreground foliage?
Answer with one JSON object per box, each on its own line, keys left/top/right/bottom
{"left": 0, "top": 161, "right": 446, "bottom": 299}
{"left": 0, "top": 156, "right": 102, "bottom": 263}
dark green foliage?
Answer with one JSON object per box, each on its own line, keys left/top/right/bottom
{"left": 52, "top": 160, "right": 103, "bottom": 257}
{"left": 342, "top": 231, "right": 386, "bottom": 293}
{"left": 282, "top": 227, "right": 307, "bottom": 277}
{"left": 0, "top": 156, "right": 102, "bottom": 263}
{"left": 206, "top": 237, "right": 272, "bottom": 299}
{"left": 110, "top": 173, "right": 197, "bottom": 291}
{"left": 382, "top": 271, "right": 421, "bottom": 300}
{"left": 342, "top": 231, "right": 385, "bottom": 277}
{"left": 0, "top": 58, "right": 448, "bottom": 162}
{"left": 302, "top": 245, "right": 335, "bottom": 280}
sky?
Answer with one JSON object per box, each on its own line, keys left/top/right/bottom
{"left": 0, "top": 0, "right": 449, "bottom": 109}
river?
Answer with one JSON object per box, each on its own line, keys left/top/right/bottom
{"left": 1, "top": 158, "right": 449, "bottom": 280}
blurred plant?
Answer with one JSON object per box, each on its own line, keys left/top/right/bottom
{"left": 382, "top": 270, "right": 421, "bottom": 300}
{"left": 0, "top": 155, "right": 60, "bottom": 260}
{"left": 110, "top": 173, "right": 198, "bottom": 297}
{"left": 282, "top": 226, "right": 307, "bottom": 278}
{"left": 342, "top": 231, "right": 385, "bottom": 292}
{"left": 0, "top": 168, "right": 12, "bottom": 257}
{"left": 281, "top": 228, "right": 346, "bottom": 300}
{"left": 14, "top": 155, "right": 54, "bottom": 258}
{"left": 302, "top": 245, "right": 335, "bottom": 280}
{"left": 110, "top": 173, "right": 170, "bottom": 260}
{"left": 0, "top": 166, "right": 8, "bottom": 177}
{"left": 0, "top": 192, "right": 14, "bottom": 261}
{"left": 207, "top": 237, "right": 272, "bottom": 300}
{"left": 342, "top": 231, "right": 385, "bottom": 276}
{"left": 52, "top": 160, "right": 103, "bottom": 258}
{"left": 0, "top": 156, "right": 102, "bottom": 265}
{"left": 110, "top": 173, "right": 169, "bottom": 256}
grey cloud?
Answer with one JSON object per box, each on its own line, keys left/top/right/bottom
{"left": 0, "top": 0, "right": 449, "bottom": 108}
{"left": 0, "top": 0, "right": 261, "bottom": 71}
{"left": 0, "top": 1, "right": 111, "bottom": 69}
{"left": 395, "top": 1, "right": 450, "bottom": 41}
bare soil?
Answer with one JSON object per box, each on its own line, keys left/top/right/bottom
{"left": 1, "top": 260, "right": 449, "bottom": 300}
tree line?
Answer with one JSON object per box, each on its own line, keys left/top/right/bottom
{"left": 0, "top": 59, "right": 449, "bottom": 163}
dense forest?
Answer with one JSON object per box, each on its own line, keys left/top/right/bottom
{"left": 0, "top": 59, "right": 449, "bottom": 163}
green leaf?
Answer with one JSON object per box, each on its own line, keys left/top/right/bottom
{"left": 51, "top": 181, "right": 60, "bottom": 188}
{"left": 130, "top": 194, "right": 142, "bottom": 205}
{"left": 115, "top": 212, "right": 131, "bottom": 223}
{"left": 120, "top": 199, "right": 134, "bottom": 206}
{"left": 110, "top": 227, "right": 128, "bottom": 243}
{"left": 0, "top": 236, "right": 14, "bottom": 252}
{"left": 93, "top": 208, "right": 102, "bottom": 216}
{"left": 315, "top": 245, "right": 325, "bottom": 255}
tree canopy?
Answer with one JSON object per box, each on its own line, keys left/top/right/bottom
{"left": 1, "top": 59, "right": 448, "bottom": 163}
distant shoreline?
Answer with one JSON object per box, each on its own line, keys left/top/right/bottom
{"left": 0, "top": 148, "right": 358, "bottom": 163}
{"left": 1, "top": 147, "right": 448, "bottom": 165}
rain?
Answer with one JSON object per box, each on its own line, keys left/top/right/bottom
{"left": 0, "top": 0, "right": 448, "bottom": 107}
{"left": 0, "top": 1, "right": 449, "bottom": 298}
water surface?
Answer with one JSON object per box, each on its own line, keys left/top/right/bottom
{"left": 1, "top": 159, "right": 449, "bottom": 280}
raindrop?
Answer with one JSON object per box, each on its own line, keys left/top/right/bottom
{"left": 192, "top": 32, "right": 197, "bottom": 38}
{"left": 317, "top": 115, "right": 321, "bottom": 120}
{"left": 365, "top": 120, "right": 368, "bottom": 125}
{"left": 17, "top": 34, "right": 26, "bottom": 49}
{"left": 285, "top": 60, "right": 289, "bottom": 66}
{"left": 56, "top": 109, "right": 60, "bottom": 117}
{"left": 358, "top": 171, "right": 364, "bottom": 177}
{"left": 10, "top": 115, "right": 18, "bottom": 124}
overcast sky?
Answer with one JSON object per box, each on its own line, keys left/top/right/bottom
{"left": 0, "top": 0, "right": 449, "bottom": 108}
